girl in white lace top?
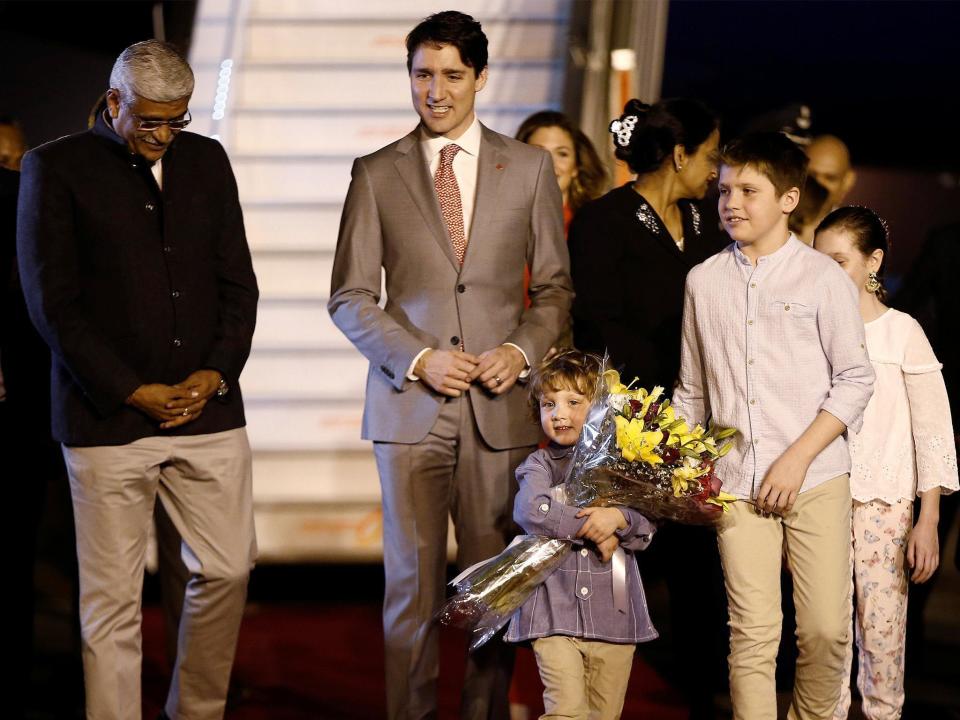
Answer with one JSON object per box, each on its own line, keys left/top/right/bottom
{"left": 815, "top": 206, "right": 958, "bottom": 720}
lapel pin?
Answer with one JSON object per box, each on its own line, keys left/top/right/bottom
{"left": 495, "top": 163, "right": 505, "bottom": 170}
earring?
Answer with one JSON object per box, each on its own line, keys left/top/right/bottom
{"left": 675, "top": 163, "right": 683, "bottom": 173}
{"left": 865, "top": 271, "right": 881, "bottom": 294}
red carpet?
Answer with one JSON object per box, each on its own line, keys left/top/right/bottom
{"left": 140, "top": 568, "right": 687, "bottom": 719}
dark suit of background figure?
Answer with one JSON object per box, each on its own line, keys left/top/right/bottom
{"left": 569, "top": 182, "right": 730, "bottom": 719}
{"left": 16, "top": 110, "right": 258, "bottom": 720}
{"left": 329, "top": 122, "right": 572, "bottom": 720}
{"left": 893, "top": 222, "right": 960, "bottom": 679}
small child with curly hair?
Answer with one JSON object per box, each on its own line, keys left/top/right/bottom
{"left": 505, "top": 349, "right": 657, "bottom": 720}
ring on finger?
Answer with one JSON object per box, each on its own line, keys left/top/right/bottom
{"left": 494, "top": 375, "right": 503, "bottom": 386}
{"left": 182, "top": 408, "right": 190, "bottom": 416}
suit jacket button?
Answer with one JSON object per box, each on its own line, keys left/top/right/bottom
{"left": 145, "top": 202, "right": 155, "bottom": 211}
{"left": 450, "top": 336, "right": 460, "bottom": 346}
{"left": 173, "top": 338, "right": 182, "bottom": 347}
{"left": 457, "top": 284, "right": 466, "bottom": 293}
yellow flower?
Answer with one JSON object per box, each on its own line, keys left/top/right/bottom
{"left": 603, "top": 369, "right": 629, "bottom": 395}
{"left": 614, "top": 415, "right": 663, "bottom": 465}
{"left": 671, "top": 460, "right": 709, "bottom": 497}
{"left": 705, "top": 491, "right": 738, "bottom": 512}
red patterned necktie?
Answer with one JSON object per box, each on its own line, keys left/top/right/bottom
{"left": 434, "top": 143, "right": 466, "bottom": 264}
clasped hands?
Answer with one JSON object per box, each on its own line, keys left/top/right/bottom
{"left": 414, "top": 345, "right": 526, "bottom": 398}
{"left": 576, "top": 506, "right": 628, "bottom": 563}
{"left": 126, "top": 369, "right": 223, "bottom": 429}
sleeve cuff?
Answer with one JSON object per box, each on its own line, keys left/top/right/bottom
{"left": 504, "top": 342, "right": 531, "bottom": 379}
{"left": 406, "top": 347, "right": 431, "bottom": 382}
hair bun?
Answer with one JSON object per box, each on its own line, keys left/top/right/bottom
{"left": 608, "top": 99, "right": 651, "bottom": 149}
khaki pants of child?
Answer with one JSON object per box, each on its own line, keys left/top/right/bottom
{"left": 532, "top": 636, "right": 636, "bottom": 720}
{"left": 718, "top": 474, "right": 852, "bottom": 720}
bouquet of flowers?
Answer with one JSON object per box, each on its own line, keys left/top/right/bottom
{"left": 437, "top": 361, "right": 739, "bottom": 650}
{"left": 564, "top": 368, "right": 738, "bottom": 524}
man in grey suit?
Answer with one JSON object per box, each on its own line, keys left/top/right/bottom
{"left": 328, "top": 11, "right": 572, "bottom": 720}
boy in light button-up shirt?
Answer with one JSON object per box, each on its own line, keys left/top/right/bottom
{"left": 672, "top": 132, "right": 874, "bottom": 720}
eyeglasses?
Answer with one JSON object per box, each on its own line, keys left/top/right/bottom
{"left": 132, "top": 111, "right": 192, "bottom": 132}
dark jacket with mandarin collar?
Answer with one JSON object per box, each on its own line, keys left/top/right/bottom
{"left": 569, "top": 183, "right": 727, "bottom": 392}
{"left": 16, "top": 111, "right": 258, "bottom": 446}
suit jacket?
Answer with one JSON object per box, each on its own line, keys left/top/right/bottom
{"left": 569, "top": 183, "right": 728, "bottom": 392}
{"left": 16, "top": 112, "right": 258, "bottom": 446}
{"left": 328, "top": 123, "right": 573, "bottom": 449}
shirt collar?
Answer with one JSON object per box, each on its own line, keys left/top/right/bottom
{"left": 546, "top": 441, "right": 575, "bottom": 460}
{"left": 92, "top": 107, "right": 172, "bottom": 167}
{"left": 420, "top": 114, "right": 482, "bottom": 160}
{"left": 732, "top": 233, "right": 801, "bottom": 267}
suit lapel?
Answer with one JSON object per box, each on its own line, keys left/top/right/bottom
{"left": 394, "top": 131, "right": 459, "bottom": 270}
{"left": 462, "top": 125, "right": 507, "bottom": 271}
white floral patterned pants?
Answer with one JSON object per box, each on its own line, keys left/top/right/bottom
{"left": 834, "top": 499, "right": 912, "bottom": 720}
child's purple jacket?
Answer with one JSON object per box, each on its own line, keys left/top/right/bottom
{"left": 505, "top": 443, "right": 659, "bottom": 645}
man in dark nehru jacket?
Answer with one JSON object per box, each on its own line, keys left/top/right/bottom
{"left": 17, "top": 40, "right": 258, "bottom": 720}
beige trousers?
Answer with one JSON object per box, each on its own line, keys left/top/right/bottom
{"left": 718, "top": 474, "right": 852, "bottom": 720}
{"left": 63, "top": 427, "right": 256, "bottom": 720}
{"left": 532, "top": 636, "right": 636, "bottom": 720}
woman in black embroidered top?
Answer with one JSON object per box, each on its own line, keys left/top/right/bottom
{"left": 569, "top": 98, "right": 728, "bottom": 719}
{"left": 569, "top": 98, "right": 725, "bottom": 391}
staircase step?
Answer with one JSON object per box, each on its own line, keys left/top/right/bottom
{"left": 252, "top": 450, "right": 379, "bottom": 502}
{"left": 242, "top": 350, "right": 366, "bottom": 400}
{"left": 247, "top": 0, "right": 570, "bottom": 21}
{"left": 251, "top": 252, "right": 333, "bottom": 299}
{"left": 253, "top": 300, "right": 351, "bottom": 351}
{"left": 245, "top": 204, "right": 343, "bottom": 252}
{"left": 227, "top": 109, "right": 533, "bottom": 156}
{"left": 245, "top": 399, "right": 365, "bottom": 451}
{"left": 241, "top": 20, "right": 565, "bottom": 64}
{"left": 234, "top": 157, "right": 353, "bottom": 202}
{"left": 223, "top": 65, "right": 560, "bottom": 110}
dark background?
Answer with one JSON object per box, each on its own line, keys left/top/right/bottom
{"left": 0, "top": 0, "right": 196, "bottom": 145}
{"left": 662, "top": 0, "right": 960, "bottom": 172}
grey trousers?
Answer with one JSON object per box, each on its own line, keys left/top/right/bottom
{"left": 63, "top": 427, "right": 256, "bottom": 720}
{"left": 374, "top": 394, "right": 534, "bottom": 720}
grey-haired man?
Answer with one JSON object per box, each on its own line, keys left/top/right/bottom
{"left": 17, "top": 40, "right": 258, "bottom": 720}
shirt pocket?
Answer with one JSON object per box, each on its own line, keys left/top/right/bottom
{"left": 767, "top": 299, "right": 817, "bottom": 320}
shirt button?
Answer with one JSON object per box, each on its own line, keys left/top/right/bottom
{"left": 163, "top": 246, "right": 173, "bottom": 253}
{"left": 784, "top": 304, "right": 791, "bottom": 311}
{"left": 747, "top": 320, "right": 754, "bottom": 325}
{"left": 580, "top": 587, "right": 589, "bottom": 596}
{"left": 457, "top": 284, "right": 466, "bottom": 293}
{"left": 753, "top": 439, "right": 759, "bottom": 445}
{"left": 539, "top": 503, "right": 549, "bottom": 513}
{"left": 172, "top": 338, "right": 182, "bottom": 347}
{"left": 750, "top": 283, "right": 756, "bottom": 288}
{"left": 450, "top": 336, "right": 460, "bottom": 346}
{"left": 171, "top": 290, "right": 180, "bottom": 298}
{"left": 750, "top": 399, "right": 756, "bottom": 405}
{"left": 748, "top": 358, "right": 754, "bottom": 365}
{"left": 145, "top": 202, "right": 155, "bottom": 211}
{"left": 580, "top": 548, "right": 589, "bottom": 557}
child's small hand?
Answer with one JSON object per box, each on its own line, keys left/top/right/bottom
{"left": 575, "top": 506, "right": 627, "bottom": 544}
{"left": 907, "top": 519, "right": 939, "bottom": 583}
{"left": 595, "top": 535, "right": 620, "bottom": 563}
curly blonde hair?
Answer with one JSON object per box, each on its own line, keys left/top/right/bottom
{"left": 527, "top": 349, "right": 603, "bottom": 424}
